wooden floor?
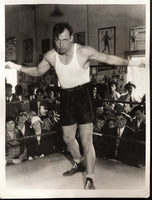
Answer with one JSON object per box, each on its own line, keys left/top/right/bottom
{"left": 4, "top": 153, "right": 147, "bottom": 198}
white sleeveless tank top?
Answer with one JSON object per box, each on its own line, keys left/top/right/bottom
{"left": 55, "top": 43, "right": 90, "bottom": 89}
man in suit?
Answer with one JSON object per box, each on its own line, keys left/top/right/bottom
{"left": 103, "top": 112, "right": 137, "bottom": 163}
{"left": 114, "top": 112, "right": 139, "bottom": 166}
{"left": 131, "top": 105, "right": 146, "bottom": 134}
{"left": 130, "top": 105, "right": 145, "bottom": 166}
{"left": 6, "top": 83, "right": 19, "bottom": 102}
{"left": 6, "top": 83, "right": 22, "bottom": 118}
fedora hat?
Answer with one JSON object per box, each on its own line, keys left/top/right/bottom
{"left": 116, "top": 112, "right": 132, "bottom": 122}
{"left": 124, "top": 81, "right": 136, "bottom": 90}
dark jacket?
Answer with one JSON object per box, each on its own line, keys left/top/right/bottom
{"left": 131, "top": 117, "right": 146, "bottom": 141}
{"left": 101, "top": 126, "right": 138, "bottom": 165}
{"left": 6, "top": 94, "right": 22, "bottom": 118}
{"left": 26, "top": 130, "right": 55, "bottom": 158}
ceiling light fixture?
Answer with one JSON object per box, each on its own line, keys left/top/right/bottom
{"left": 50, "top": 5, "right": 64, "bottom": 17}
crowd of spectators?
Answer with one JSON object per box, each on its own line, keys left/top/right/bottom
{"left": 5, "top": 80, "right": 146, "bottom": 168}
{"left": 5, "top": 83, "right": 65, "bottom": 165}
{"left": 92, "top": 80, "right": 145, "bottom": 168}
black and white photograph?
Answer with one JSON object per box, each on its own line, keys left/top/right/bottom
{"left": 22, "top": 39, "right": 33, "bottom": 63}
{"left": 98, "top": 26, "right": 116, "bottom": 55}
{"left": 74, "top": 32, "right": 85, "bottom": 45}
{"left": 1, "top": 0, "right": 150, "bottom": 198}
{"left": 6, "top": 37, "right": 17, "bottom": 61}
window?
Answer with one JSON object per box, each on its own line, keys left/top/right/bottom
{"left": 127, "top": 55, "right": 146, "bottom": 100}
{"left": 5, "top": 69, "right": 17, "bottom": 93}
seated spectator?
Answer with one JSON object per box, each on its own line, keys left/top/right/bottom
{"left": 119, "top": 82, "right": 140, "bottom": 113}
{"left": 114, "top": 103, "right": 125, "bottom": 114}
{"left": 93, "top": 114, "right": 106, "bottom": 157}
{"left": 114, "top": 112, "right": 139, "bottom": 166}
{"left": 97, "top": 83, "right": 108, "bottom": 101}
{"left": 103, "top": 105, "right": 115, "bottom": 129}
{"left": 26, "top": 116, "right": 55, "bottom": 159}
{"left": 25, "top": 84, "right": 36, "bottom": 100}
{"left": 36, "top": 88, "right": 45, "bottom": 100}
{"left": 107, "top": 118, "right": 116, "bottom": 129}
{"left": 45, "top": 86, "right": 56, "bottom": 105}
{"left": 105, "top": 80, "right": 120, "bottom": 108}
{"left": 16, "top": 110, "right": 31, "bottom": 138}
{"left": 96, "top": 106, "right": 104, "bottom": 116}
{"left": 131, "top": 105, "right": 145, "bottom": 167}
{"left": 6, "top": 116, "right": 27, "bottom": 165}
{"left": 92, "top": 85, "right": 103, "bottom": 107}
{"left": 93, "top": 115, "right": 106, "bottom": 133}
{"left": 39, "top": 101, "right": 55, "bottom": 132}
{"left": 99, "top": 112, "right": 136, "bottom": 162}
{"left": 45, "top": 87, "right": 60, "bottom": 122}
{"left": 27, "top": 111, "right": 37, "bottom": 126}
{"left": 6, "top": 83, "right": 22, "bottom": 118}
{"left": 29, "top": 88, "right": 45, "bottom": 115}
{"left": 6, "top": 83, "right": 19, "bottom": 102}
{"left": 131, "top": 105, "right": 146, "bottom": 140}
{"left": 104, "top": 105, "right": 115, "bottom": 120}
{"left": 15, "top": 84, "right": 23, "bottom": 101}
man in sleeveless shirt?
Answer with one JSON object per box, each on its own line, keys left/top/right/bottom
{"left": 5, "top": 22, "right": 145, "bottom": 190}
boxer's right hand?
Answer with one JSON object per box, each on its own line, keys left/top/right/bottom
{"left": 5, "top": 61, "right": 21, "bottom": 71}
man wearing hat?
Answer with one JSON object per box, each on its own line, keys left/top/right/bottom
{"left": 131, "top": 105, "right": 146, "bottom": 135}
{"left": 119, "top": 81, "right": 140, "bottom": 113}
{"left": 114, "top": 112, "right": 138, "bottom": 166}
{"left": 106, "top": 112, "right": 138, "bottom": 165}
{"left": 131, "top": 105, "right": 146, "bottom": 167}
{"left": 6, "top": 83, "right": 22, "bottom": 118}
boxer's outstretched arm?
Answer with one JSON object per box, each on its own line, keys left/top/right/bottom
{"left": 5, "top": 50, "right": 55, "bottom": 77}
{"left": 5, "top": 59, "right": 51, "bottom": 77}
{"left": 84, "top": 46, "right": 145, "bottom": 67}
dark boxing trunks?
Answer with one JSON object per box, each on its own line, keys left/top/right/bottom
{"left": 60, "top": 82, "right": 95, "bottom": 126}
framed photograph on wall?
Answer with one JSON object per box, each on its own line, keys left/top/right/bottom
{"left": 74, "top": 32, "right": 85, "bottom": 45}
{"left": 6, "top": 37, "right": 16, "bottom": 61}
{"left": 22, "top": 39, "right": 33, "bottom": 63}
{"left": 129, "top": 26, "right": 145, "bottom": 51}
{"left": 98, "top": 26, "right": 116, "bottom": 55}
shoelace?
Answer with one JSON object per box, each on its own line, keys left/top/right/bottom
{"left": 85, "top": 179, "right": 91, "bottom": 188}
{"left": 73, "top": 162, "right": 78, "bottom": 169}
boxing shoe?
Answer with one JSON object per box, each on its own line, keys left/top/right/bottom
{"left": 63, "top": 161, "right": 85, "bottom": 176}
{"left": 84, "top": 178, "right": 96, "bottom": 190}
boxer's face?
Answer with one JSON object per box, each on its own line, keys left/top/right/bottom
{"left": 55, "top": 28, "right": 73, "bottom": 54}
